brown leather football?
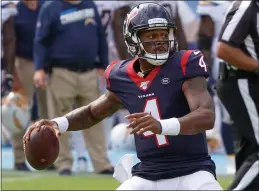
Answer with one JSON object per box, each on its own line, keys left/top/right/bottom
{"left": 24, "top": 126, "right": 59, "bottom": 170}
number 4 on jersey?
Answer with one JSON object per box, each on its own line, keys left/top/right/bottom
{"left": 143, "top": 98, "right": 169, "bottom": 147}
{"left": 199, "top": 55, "right": 207, "bottom": 72}
{"left": 193, "top": 50, "right": 208, "bottom": 72}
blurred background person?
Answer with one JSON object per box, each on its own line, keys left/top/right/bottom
{"left": 1, "top": 1, "right": 17, "bottom": 97}
{"left": 217, "top": 0, "right": 259, "bottom": 190}
{"left": 14, "top": 0, "right": 49, "bottom": 122}
{"left": 34, "top": 0, "right": 113, "bottom": 176}
{"left": 1, "top": 0, "right": 29, "bottom": 171}
{"left": 196, "top": 0, "right": 235, "bottom": 175}
{"left": 11, "top": 0, "right": 52, "bottom": 171}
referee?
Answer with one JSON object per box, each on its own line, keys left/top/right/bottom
{"left": 217, "top": 1, "right": 259, "bottom": 190}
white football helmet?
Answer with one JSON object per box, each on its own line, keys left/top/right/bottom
{"left": 110, "top": 123, "right": 135, "bottom": 150}
{"left": 2, "top": 92, "right": 30, "bottom": 135}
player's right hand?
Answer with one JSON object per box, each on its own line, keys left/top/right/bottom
{"left": 23, "top": 119, "right": 61, "bottom": 144}
{"left": 34, "top": 70, "right": 47, "bottom": 88}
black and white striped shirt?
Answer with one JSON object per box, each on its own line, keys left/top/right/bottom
{"left": 219, "top": 0, "right": 259, "bottom": 71}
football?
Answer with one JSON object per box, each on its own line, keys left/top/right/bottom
{"left": 24, "top": 126, "right": 59, "bottom": 170}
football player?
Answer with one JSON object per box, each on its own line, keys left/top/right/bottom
{"left": 197, "top": 1, "right": 235, "bottom": 174}
{"left": 1, "top": 1, "right": 31, "bottom": 171}
{"left": 24, "top": 3, "right": 222, "bottom": 190}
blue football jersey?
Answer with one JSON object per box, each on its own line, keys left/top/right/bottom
{"left": 105, "top": 50, "right": 216, "bottom": 180}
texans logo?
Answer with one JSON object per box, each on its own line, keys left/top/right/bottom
{"left": 126, "top": 8, "right": 139, "bottom": 27}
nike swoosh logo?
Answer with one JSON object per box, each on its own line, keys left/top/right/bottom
{"left": 193, "top": 50, "right": 200, "bottom": 55}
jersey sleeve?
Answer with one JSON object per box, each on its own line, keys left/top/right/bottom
{"left": 218, "top": 1, "right": 253, "bottom": 48}
{"left": 180, "top": 50, "right": 209, "bottom": 80}
{"left": 104, "top": 60, "right": 120, "bottom": 92}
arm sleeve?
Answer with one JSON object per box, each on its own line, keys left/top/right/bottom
{"left": 104, "top": 60, "right": 120, "bottom": 91}
{"left": 33, "top": 5, "right": 52, "bottom": 70}
{"left": 180, "top": 50, "right": 210, "bottom": 80}
{"left": 93, "top": 4, "right": 109, "bottom": 69}
{"left": 218, "top": 1, "right": 253, "bottom": 48}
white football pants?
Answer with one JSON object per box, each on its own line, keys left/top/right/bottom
{"left": 117, "top": 171, "right": 223, "bottom": 190}
{"left": 114, "top": 154, "right": 222, "bottom": 190}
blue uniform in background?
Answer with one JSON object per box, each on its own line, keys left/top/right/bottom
{"left": 106, "top": 50, "right": 216, "bottom": 180}
{"left": 15, "top": 1, "right": 45, "bottom": 60}
{"left": 34, "top": 0, "right": 108, "bottom": 71}
{"left": 14, "top": 1, "right": 45, "bottom": 121}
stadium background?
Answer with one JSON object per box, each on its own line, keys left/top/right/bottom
{"left": 1, "top": 0, "right": 234, "bottom": 190}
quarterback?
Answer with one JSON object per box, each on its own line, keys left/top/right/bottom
{"left": 24, "top": 3, "right": 222, "bottom": 190}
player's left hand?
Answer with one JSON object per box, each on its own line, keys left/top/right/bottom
{"left": 126, "top": 112, "right": 162, "bottom": 135}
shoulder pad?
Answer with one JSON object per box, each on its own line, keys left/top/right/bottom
{"left": 105, "top": 60, "right": 120, "bottom": 88}
{"left": 180, "top": 50, "right": 209, "bottom": 79}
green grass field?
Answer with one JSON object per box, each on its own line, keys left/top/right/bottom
{"left": 2, "top": 170, "right": 233, "bottom": 190}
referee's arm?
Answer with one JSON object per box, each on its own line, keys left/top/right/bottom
{"left": 217, "top": 1, "right": 259, "bottom": 72}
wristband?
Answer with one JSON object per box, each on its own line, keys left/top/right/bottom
{"left": 159, "top": 118, "right": 181, "bottom": 136}
{"left": 52, "top": 117, "right": 69, "bottom": 133}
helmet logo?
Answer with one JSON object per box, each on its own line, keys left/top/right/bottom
{"left": 127, "top": 8, "right": 139, "bottom": 27}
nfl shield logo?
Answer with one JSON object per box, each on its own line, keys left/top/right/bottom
{"left": 140, "top": 81, "right": 150, "bottom": 90}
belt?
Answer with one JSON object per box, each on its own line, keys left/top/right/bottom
{"left": 50, "top": 60, "right": 94, "bottom": 73}
{"left": 219, "top": 62, "right": 258, "bottom": 81}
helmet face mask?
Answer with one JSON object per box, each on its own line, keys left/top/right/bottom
{"left": 123, "top": 3, "right": 178, "bottom": 66}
